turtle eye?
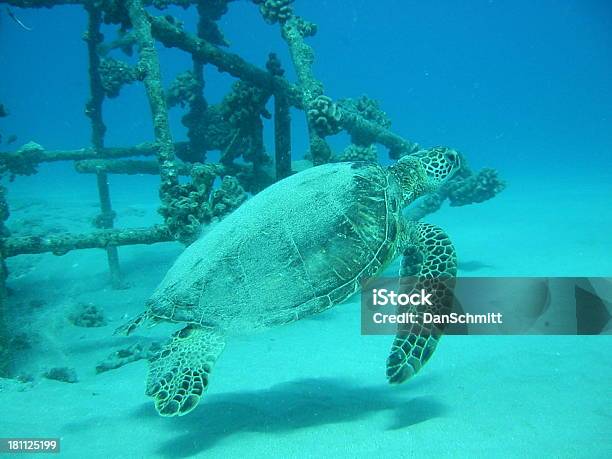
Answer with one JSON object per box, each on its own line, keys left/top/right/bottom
{"left": 444, "top": 151, "right": 458, "bottom": 167}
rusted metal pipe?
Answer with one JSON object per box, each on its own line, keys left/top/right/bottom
{"left": 1, "top": 226, "right": 174, "bottom": 258}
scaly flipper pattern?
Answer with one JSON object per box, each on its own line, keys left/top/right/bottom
{"left": 386, "top": 222, "right": 457, "bottom": 384}
{"left": 146, "top": 325, "right": 225, "bottom": 416}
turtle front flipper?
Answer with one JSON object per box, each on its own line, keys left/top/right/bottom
{"left": 387, "top": 222, "right": 457, "bottom": 384}
{"left": 146, "top": 325, "right": 225, "bottom": 416}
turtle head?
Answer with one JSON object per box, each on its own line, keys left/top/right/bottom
{"left": 389, "top": 146, "right": 460, "bottom": 205}
{"left": 412, "top": 146, "right": 461, "bottom": 190}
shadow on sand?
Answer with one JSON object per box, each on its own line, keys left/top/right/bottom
{"left": 458, "top": 260, "right": 495, "bottom": 272}
{"left": 135, "top": 377, "right": 446, "bottom": 457}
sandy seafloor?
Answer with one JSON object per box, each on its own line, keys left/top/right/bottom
{"left": 0, "top": 166, "right": 611, "bottom": 458}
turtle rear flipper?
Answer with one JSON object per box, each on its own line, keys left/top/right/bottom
{"left": 146, "top": 325, "right": 225, "bottom": 417}
{"left": 386, "top": 222, "right": 457, "bottom": 384}
{"left": 113, "top": 310, "right": 152, "bottom": 336}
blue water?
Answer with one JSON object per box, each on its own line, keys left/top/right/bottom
{"left": 0, "top": 1, "right": 611, "bottom": 458}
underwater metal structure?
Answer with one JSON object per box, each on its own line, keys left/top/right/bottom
{"left": 0, "top": 0, "right": 504, "bottom": 376}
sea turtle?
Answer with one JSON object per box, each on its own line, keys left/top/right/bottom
{"left": 117, "top": 147, "right": 460, "bottom": 416}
